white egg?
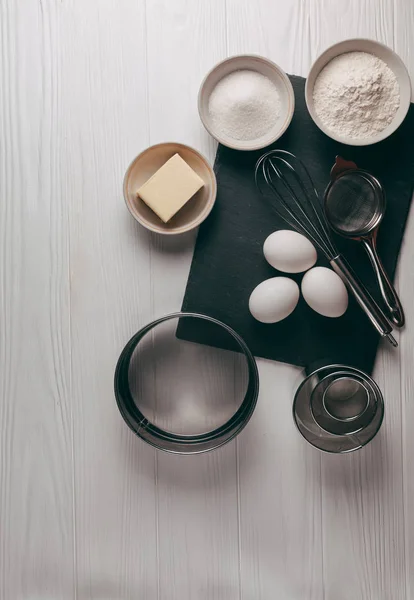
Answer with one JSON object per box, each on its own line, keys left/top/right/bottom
{"left": 263, "top": 230, "right": 317, "bottom": 273}
{"left": 301, "top": 267, "right": 348, "bottom": 318}
{"left": 249, "top": 277, "right": 300, "bottom": 323}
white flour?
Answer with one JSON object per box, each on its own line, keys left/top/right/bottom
{"left": 313, "top": 51, "right": 400, "bottom": 140}
{"left": 208, "top": 70, "right": 280, "bottom": 140}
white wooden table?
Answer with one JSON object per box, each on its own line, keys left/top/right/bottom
{"left": 1, "top": 1, "right": 414, "bottom": 598}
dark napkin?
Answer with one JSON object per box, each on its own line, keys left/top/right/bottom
{"left": 178, "top": 75, "right": 414, "bottom": 372}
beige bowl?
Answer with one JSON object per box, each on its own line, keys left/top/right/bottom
{"left": 198, "top": 54, "right": 295, "bottom": 151}
{"left": 123, "top": 142, "right": 217, "bottom": 235}
{"left": 305, "top": 39, "right": 411, "bottom": 146}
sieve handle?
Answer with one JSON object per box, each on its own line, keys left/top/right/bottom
{"left": 330, "top": 255, "right": 397, "bottom": 347}
{"left": 361, "top": 237, "right": 405, "bottom": 328}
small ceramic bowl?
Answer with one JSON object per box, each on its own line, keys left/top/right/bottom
{"left": 198, "top": 54, "right": 295, "bottom": 151}
{"left": 123, "top": 142, "right": 217, "bottom": 235}
{"left": 305, "top": 39, "right": 411, "bottom": 146}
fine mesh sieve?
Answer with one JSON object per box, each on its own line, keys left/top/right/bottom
{"left": 324, "top": 171, "right": 384, "bottom": 236}
{"left": 324, "top": 157, "right": 405, "bottom": 328}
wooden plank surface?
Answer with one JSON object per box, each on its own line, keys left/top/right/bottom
{"left": 0, "top": 1, "right": 75, "bottom": 598}
{"left": 1, "top": 0, "right": 413, "bottom": 599}
{"left": 61, "top": 1, "right": 158, "bottom": 598}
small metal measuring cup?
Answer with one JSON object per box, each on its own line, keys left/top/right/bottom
{"left": 324, "top": 156, "right": 405, "bottom": 328}
{"left": 293, "top": 364, "right": 384, "bottom": 453}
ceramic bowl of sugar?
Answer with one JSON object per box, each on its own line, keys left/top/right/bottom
{"left": 305, "top": 39, "right": 411, "bottom": 146}
{"left": 198, "top": 55, "right": 295, "bottom": 151}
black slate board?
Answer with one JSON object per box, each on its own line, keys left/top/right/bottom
{"left": 178, "top": 75, "right": 414, "bottom": 372}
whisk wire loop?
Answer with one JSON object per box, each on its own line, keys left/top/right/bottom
{"left": 265, "top": 157, "right": 333, "bottom": 256}
{"left": 255, "top": 150, "right": 337, "bottom": 259}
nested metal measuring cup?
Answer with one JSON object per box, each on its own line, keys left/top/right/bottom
{"left": 293, "top": 364, "right": 384, "bottom": 453}
{"left": 324, "top": 156, "right": 405, "bottom": 327}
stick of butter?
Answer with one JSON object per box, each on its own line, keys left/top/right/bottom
{"left": 137, "top": 153, "right": 204, "bottom": 223}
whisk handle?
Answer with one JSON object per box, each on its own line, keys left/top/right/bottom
{"left": 330, "top": 256, "right": 397, "bottom": 348}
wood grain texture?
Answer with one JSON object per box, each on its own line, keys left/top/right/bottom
{"left": 61, "top": 1, "right": 158, "bottom": 598}
{"left": 227, "top": 0, "right": 312, "bottom": 77}
{"left": 236, "top": 362, "right": 324, "bottom": 600}
{"left": 0, "top": 1, "right": 74, "bottom": 598}
{"left": 309, "top": 0, "right": 395, "bottom": 58}
{"left": 1, "top": 0, "right": 414, "bottom": 598}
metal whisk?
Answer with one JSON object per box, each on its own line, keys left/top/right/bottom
{"left": 255, "top": 150, "right": 397, "bottom": 347}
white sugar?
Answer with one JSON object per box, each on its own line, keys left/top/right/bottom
{"left": 208, "top": 70, "right": 281, "bottom": 141}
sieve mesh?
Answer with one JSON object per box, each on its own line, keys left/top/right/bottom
{"left": 325, "top": 172, "right": 381, "bottom": 235}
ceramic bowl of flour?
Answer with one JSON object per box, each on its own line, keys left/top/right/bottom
{"left": 305, "top": 39, "right": 411, "bottom": 146}
{"left": 198, "top": 55, "right": 295, "bottom": 151}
